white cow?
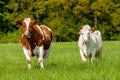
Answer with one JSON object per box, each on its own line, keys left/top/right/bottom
{"left": 78, "top": 25, "right": 102, "bottom": 62}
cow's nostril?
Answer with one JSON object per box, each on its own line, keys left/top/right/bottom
{"left": 84, "top": 39, "right": 88, "bottom": 42}
{"left": 26, "top": 33, "right": 32, "bottom": 38}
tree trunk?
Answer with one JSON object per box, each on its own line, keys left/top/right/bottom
{"left": 94, "top": 11, "right": 98, "bottom": 30}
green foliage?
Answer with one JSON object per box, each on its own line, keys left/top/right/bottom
{"left": 0, "top": 30, "right": 21, "bottom": 43}
{"left": 0, "top": 0, "right": 120, "bottom": 42}
{"left": 0, "top": 42, "right": 120, "bottom": 80}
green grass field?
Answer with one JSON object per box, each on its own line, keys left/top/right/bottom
{"left": 0, "top": 41, "right": 120, "bottom": 80}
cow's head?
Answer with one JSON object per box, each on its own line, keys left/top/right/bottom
{"left": 16, "top": 18, "right": 39, "bottom": 38}
{"left": 78, "top": 25, "right": 91, "bottom": 42}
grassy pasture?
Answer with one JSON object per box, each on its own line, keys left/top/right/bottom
{"left": 0, "top": 41, "right": 120, "bottom": 80}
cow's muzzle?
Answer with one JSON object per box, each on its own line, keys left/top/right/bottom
{"left": 26, "top": 33, "right": 32, "bottom": 38}
{"left": 24, "top": 31, "right": 32, "bottom": 38}
{"left": 84, "top": 39, "right": 89, "bottom": 43}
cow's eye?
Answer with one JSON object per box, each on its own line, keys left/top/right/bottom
{"left": 87, "top": 33, "right": 90, "bottom": 36}
{"left": 23, "top": 23, "right": 26, "bottom": 26}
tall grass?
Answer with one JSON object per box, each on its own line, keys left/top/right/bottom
{"left": 0, "top": 41, "right": 120, "bottom": 80}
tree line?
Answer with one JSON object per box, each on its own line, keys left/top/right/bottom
{"left": 0, "top": 0, "right": 120, "bottom": 42}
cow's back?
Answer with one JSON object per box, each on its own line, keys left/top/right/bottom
{"left": 40, "top": 25, "right": 52, "bottom": 49}
{"left": 94, "top": 30, "right": 102, "bottom": 49}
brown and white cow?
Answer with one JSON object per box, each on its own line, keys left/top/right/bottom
{"left": 16, "top": 18, "right": 52, "bottom": 69}
{"left": 78, "top": 25, "right": 102, "bottom": 62}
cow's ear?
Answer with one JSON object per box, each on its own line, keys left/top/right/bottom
{"left": 34, "top": 20, "right": 39, "bottom": 25}
{"left": 80, "top": 27, "right": 83, "bottom": 30}
{"left": 77, "top": 27, "right": 82, "bottom": 34}
{"left": 16, "top": 20, "right": 22, "bottom": 25}
{"left": 77, "top": 30, "right": 80, "bottom": 34}
{"left": 91, "top": 26, "right": 95, "bottom": 32}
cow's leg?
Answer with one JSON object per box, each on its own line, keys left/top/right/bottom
{"left": 98, "top": 50, "right": 102, "bottom": 62}
{"left": 44, "top": 47, "right": 51, "bottom": 67}
{"left": 44, "top": 50, "right": 49, "bottom": 67}
{"left": 80, "top": 49, "right": 87, "bottom": 62}
{"left": 84, "top": 49, "right": 87, "bottom": 57}
{"left": 91, "top": 49, "right": 96, "bottom": 62}
{"left": 87, "top": 49, "right": 91, "bottom": 62}
{"left": 38, "top": 45, "right": 44, "bottom": 68}
{"left": 88, "top": 54, "right": 91, "bottom": 62}
{"left": 45, "top": 45, "right": 51, "bottom": 66}
{"left": 23, "top": 47, "right": 31, "bottom": 70}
